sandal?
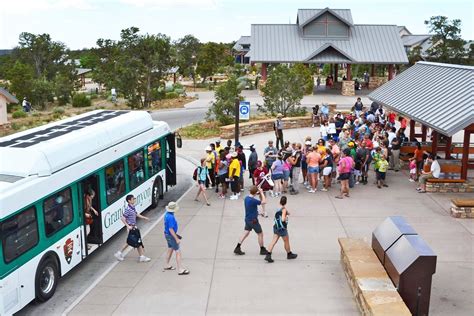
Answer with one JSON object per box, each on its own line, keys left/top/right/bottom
{"left": 178, "top": 269, "right": 190, "bottom": 275}
{"left": 335, "top": 196, "right": 343, "bottom": 199}
{"left": 206, "top": 202, "right": 211, "bottom": 206}
{"left": 164, "top": 266, "right": 176, "bottom": 271}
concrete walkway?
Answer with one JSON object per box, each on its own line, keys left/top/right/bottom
{"left": 67, "top": 128, "right": 473, "bottom": 316}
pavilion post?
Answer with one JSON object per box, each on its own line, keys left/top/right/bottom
{"left": 388, "top": 64, "right": 394, "bottom": 80}
{"left": 421, "top": 125, "right": 427, "bottom": 142}
{"left": 410, "top": 119, "right": 416, "bottom": 141}
{"left": 461, "top": 129, "right": 470, "bottom": 180}
{"left": 445, "top": 136, "right": 452, "bottom": 159}
{"left": 431, "top": 130, "right": 438, "bottom": 156}
{"left": 330, "top": 64, "right": 333, "bottom": 76}
{"left": 334, "top": 64, "right": 339, "bottom": 82}
{"left": 261, "top": 63, "right": 268, "bottom": 81}
{"left": 346, "top": 64, "right": 352, "bottom": 81}
{"left": 371, "top": 64, "right": 376, "bottom": 77}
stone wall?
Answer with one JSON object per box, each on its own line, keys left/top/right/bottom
{"left": 219, "top": 116, "right": 316, "bottom": 139}
{"left": 426, "top": 181, "right": 474, "bottom": 193}
{"left": 368, "top": 76, "right": 387, "bottom": 89}
{"left": 341, "top": 80, "right": 355, "bottom": 96}
{"left": 338, "top": 238, "right": 411, "bottom": 316}
{"left": 451, "top": 205, "right": 474, "bottom": 218}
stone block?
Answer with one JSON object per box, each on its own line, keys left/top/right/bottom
{"left": 341, "top": 80, "right": 355, "bottom": 96}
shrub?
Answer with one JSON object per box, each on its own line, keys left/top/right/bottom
{"left": 173, "top": 83, "right": 184, "bottom": 90}
{"left": 165, "top": 92, "right": 179, "bottom": 99}
{"left": 7, "top": 104, "right": 20, "bottom": 113}
{"left": 72, "top": 94, "right": 91, "bottom": 108}
{"left": 206, "top": 75, "right": 242, "bottom": 126}
{"left": 12, "top": 110, "right": 27, "bottom": 118}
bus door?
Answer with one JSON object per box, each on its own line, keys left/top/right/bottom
{"left": 78, "top": 174, "right": 103, "bottom": 256}
{"left": 165, "top": 133, "right": 177, "bottom": 188}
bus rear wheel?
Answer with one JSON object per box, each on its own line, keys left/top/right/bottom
{"left": 35, "top": 256, "right": 59, "bottom": 302}
{"left": 151, "top": 179, "right": 162, "bottom": 208}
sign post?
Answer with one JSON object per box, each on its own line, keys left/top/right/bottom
{"left": 239, "top": 101, "right": 250, "bottom": 120}
{"left": 234, "top": 98, "right": 240, "bottom": 145}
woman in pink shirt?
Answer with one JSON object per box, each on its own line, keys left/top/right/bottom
{"left": 306, "top": 146, "right": 321, "bottom": 193}
{"left": 336, "top": 149, "right": 354, "bottom": 199}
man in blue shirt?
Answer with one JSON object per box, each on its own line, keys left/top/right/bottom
{"left": 163, "top": 201, "right": 189, "bottom": 275}
{"left": 234, "top": 186, "right": 268, "bottom": 256}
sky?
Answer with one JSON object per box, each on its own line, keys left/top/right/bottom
{"left": 1, "top": 0, "right": 472, "bottom": 50}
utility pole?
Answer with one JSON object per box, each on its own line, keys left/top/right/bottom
{"left": 234, "top": 97, "right": 240, "bottom": 145}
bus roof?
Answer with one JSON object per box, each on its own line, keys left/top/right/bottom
{"left": 0, "top": 110, "right": 166, "bottom": 178}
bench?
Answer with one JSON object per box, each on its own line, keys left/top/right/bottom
{"left": 338, "top": 238, "right": 410, "bottom": 316}
{"left": 450, "top": 199, "right": 474, "bottom": 218}
{"left": 399, "top": 145, "right": 431, "bottom": 161}
{"left": 426, "top": 163, "right": 464, "bottom": 183}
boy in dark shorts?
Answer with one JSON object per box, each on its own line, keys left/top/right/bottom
{"left": 234, "top": 185, "right": 268, "bottom": 255}
{"left": 264, "top": 196, "right": 297, "bottom": 263}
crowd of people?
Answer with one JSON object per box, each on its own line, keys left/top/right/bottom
{"left": 195, "top": 99, "right": 434, "bottom": 204}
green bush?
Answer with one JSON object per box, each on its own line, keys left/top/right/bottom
{"left": 53, "top": 107, "right": 65, "bottom": 115}
{"left": 7, "top": 104, "right": 20, "bottom": 113}
{"left": 165, "top": 92, "right": 179, "bottom": 99}
{"left": 173, "top": 83, "right": 184, "bottom": 90}
{"left": 174, "top": 88, "right": 185, "bottom": 96}
{"left": 72, "top": 94, "right": 91, "bottom": 108}
{"left": 12, "top": 110, "right": 27, "bottom": 118}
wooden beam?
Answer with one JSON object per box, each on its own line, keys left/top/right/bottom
{"left": 388, "top": 64, "right": 394, "bottom": 80}
{"left": 445, "top": 136, "right": 452, "bottom": 159}
{"left": 334, "top": 64, "right": 339, "bottom": 82}
{"left": 371, "top": 64, "right": 376, "bottom": 77}
{"left": 461, "top": 129, "right": 471, "bottom": 180}
{"left": 347, "top": 64, "right": 352, "bottom": 81}
{"left": 261, "top": 63, "right": 268, "bottom": 81}
{"left": 431, "top": 130, "right": 438, "bottom": 155}
{"left": 410, "top": 119, "right": 416, "bottom": 141}
{"left": 421, "top": 125, "right": 427, "bottom": 142}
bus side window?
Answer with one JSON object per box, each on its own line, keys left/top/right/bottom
{"left": 147, "top": 141, "right": 161, "bottom": 177}
{"left": 105, "top": 160, "right": 125, "bottom": 204}
{"left": 43, "top": 188, "right": 74, "bottom": 237}
{"left": 128, "top": 150, "right": 145, "bottom": 190}
{"left": 1, "top": 207, "right": 39, "bottom": 263}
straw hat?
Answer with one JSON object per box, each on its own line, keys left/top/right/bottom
{"left": 166, "top": 201, "right": 180, "bottom": 213}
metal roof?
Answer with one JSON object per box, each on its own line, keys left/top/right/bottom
{"left": 233, "top": 36, "right": 251, "bottom": 51}
{"left": 401, "top": 35, "right": 431, "bottom": 47}
{"left": 297, "top": 9, "right": 353, "bottom": 26}
{"left": 0, "top": 87, "right": 18, "bottom": 104}
{"left": 250, "top": 24, "right": 408, "bottom": 64}
{"left": 369, "top": 61, "right": 474, "bottom": 137}
{"left": 76, "top": 68, "right": 92, "bottom": 76}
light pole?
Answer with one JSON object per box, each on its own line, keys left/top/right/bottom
{"left": 234, "top": 97, "right": 240, "bottom": 145}
{"left": 191, "top": 55, "right": 197, "bottom": 92}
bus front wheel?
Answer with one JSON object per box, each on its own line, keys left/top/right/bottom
{"left": 151, "top": 179, "right": 163, "bottom": 208}
{"left": 35, "top": 256, "right": 59, "bottom": 302}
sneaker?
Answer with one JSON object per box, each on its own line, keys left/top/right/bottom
{"left": 229, "top": 195, "right": 238, "bottom": 200}
{"left": 303, "top": 181, "right": 308, "bottom": 186}
{"left": 409, "top": 179, "right": 415, "bottom": 182}
{"left": 260, "top": 247, "right": 268, "bottom": 255}
{"left": 234, "top": 247, "right": 245, "bottom": 255}
{"left": 265, "top": 253, "right": 274, "bottom": 263}
{"left": 416, "top": 187, "right": 422, "bottom": 191}
{"left": 218, "top": 194, "right": 225, "bottom": 199}
{"left": 355, "top": 181, "right": 360, "bottom": 185}
{"left": 287, "top": 252, "right": 298, "bottom": 260}
{"left": 308, "top": 189, "right": 315, "bottom": 193}
{"left": 321, "top": 188, "right": 328, "bottom": 192}
{"left": 114, "top": 251, "right": 124, "bottom": 261}
{"left": 382, "top": 184, "right": 389, "bottom": 187}
{"left": 139, "top": 256, "right": 151, "bottom": 262}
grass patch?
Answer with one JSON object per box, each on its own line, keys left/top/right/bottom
{"left": 179, "top": 121, "right": 221, "bottom": 139}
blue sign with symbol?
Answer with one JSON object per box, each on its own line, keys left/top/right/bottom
{"left": 239, "top": 101, "right": 250, "bottom": 120}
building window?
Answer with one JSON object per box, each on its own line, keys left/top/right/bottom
{"left": 1, "top": 207, "right": 39, "bottom": 263}
{"left": 105, "top": 160, "right": 125, "bottom": 204}
{"left": 147, "top": 141, "right": 162, "bottom": 177}
{"left": 128, "top": 150, "right": 145, "bottom": 190}
{"left": 303, "top": 13, "right": 349, "bottom": 37}
{"left": 43, "top": 188, "right": 74, "bottom": 237}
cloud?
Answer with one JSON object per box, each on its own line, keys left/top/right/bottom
{"left": 119, "top": 0, "right": 219, "bottom": 9}
{"left": 3, "top": 0, "right": 96, "bottom": 14}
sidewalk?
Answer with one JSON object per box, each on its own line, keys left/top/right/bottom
{"left": 68, "top": 128, "right": 473, "bottom": 316}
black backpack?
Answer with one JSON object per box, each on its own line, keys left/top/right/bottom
{"left": 192, "top": 166, "right": 201, "bottom": 180}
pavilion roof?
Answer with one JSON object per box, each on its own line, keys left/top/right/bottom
{"left": 369, "top": 61, "right": 474, "bottom": 137}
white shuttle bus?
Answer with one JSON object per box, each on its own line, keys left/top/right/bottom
{"left": 0, "top": 110, "right": 177, "bottom": 315}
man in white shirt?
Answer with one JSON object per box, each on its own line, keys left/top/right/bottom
{"left": 417, "top": 154, "right": 440, "bottom": 193}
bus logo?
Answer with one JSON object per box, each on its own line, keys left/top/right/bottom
{"left": 63, "top": 238, "right": 74, "bottom": 264}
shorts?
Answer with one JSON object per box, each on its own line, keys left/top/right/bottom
{"left": 198, "top": 180, "right": 206, "bottom": 185}
{"left": 231, "top": 176, "right": 240, "bottom": 193}
{"left": 218, "top": 174, "right": 227, "bottom": 184}
{"left": 376, "top": 171, "right": 386, "bottom": 180}
{"left": 244, "top": 219, "right": 262, "bottom": 233}
{"left": 301, "top": 160, "right": 308, "bottom": 170}
{"left": 338, "top": 172, "right": 351, "bottom": 181}
{"left": 322, "top": 166, "right": 332, "bottom": 176}
{"left": 165, "top": 234, "right": 179, "bottom": 251}
{"left": 419, "top": 174, "right": 434, "bottom": 184}
{"left": 272, "top": 173, "right": 284, "bottom": 180}
{"left": 308, "top": 166, "right": 320, "bottom": 174}
{"left": 283, "top": 170, "right": 290, "bottom": 181}
{"left": 273, "top": 226, "right": 288, "bottom": 237}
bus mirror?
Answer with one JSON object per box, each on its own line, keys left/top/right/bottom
{"left": 176, "top": 132, "right": 182, "bottom": 148}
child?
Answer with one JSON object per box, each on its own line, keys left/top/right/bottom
{"left": 409, "top": 160, "right": 417, "bottom": 182}
{"left": 376, "top": 156, "right": 389, "bottom": 189}
{"left": 264, "top": 196, "right": 297, "bottom": 263}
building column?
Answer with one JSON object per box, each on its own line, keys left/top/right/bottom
{"left": 388, "top": 64, "right": 395, "bottom": 80}
{"left": 334, "top": 64, "right": 339, "bottom": 82}
{"left": 445, "top": 136, "right": 452, "bottom": 159}
{"left": 461, "top": 129, "right": 471, "bottom": 180}
{"left": 431, "top": 130, "right": 438, "bottom": 156}
{"left": 261, "top": 63, "right": 268, "bottom": 81}
{"left": 421, "top": 125, "right": 427, "bottom": 142}
{"left": 346, "top": 64, "right": 352, "bottom": 81}
{"left": 371, "top": 64, "right": 376, "bottom": 77}
{"left": 410, "top": 119, "right": 416, "bottom": 141}
{"left": 329, "top": 64, "right": 333, "bottom": 76}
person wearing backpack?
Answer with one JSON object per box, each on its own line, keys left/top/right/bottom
{"left": 194, "top": 158, "right": 211, "bottom": 206}
{"left": 264, "top": 196, "right": 297, "bottom": 263}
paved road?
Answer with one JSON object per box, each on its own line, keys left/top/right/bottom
{"left": 17, "top": 156, "right": 196, "bottom": 316}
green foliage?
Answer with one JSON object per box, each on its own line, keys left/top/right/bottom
{"left": 30, "top": 79, "right": 54, "bottom": 110}
{"left": 292, "top": 64, "right": 314, "bottom": 94}
{"left": 52, "top": 107, "right": 65, "bottom": 115}
{"left": 72, "top": 93, "right": 92, "bottom": 108}
{"left": 179, "top": 122, "right": 221, "bottom": 139}
{"left": 196, "top": 42, "right": 233, "bottom": 82}
{"left": 6, "top": 61, "right": 34, "bottom": 101}
{"left": 0, "top": 54, "right": 12, "bottom": 79}
{"left": 12, "top": 110, "right": 27, "bottom": 118}
{"left": 165, "top": 91, "right": 179, "bottom": 99}
{"left": 7, "top": 104, "right": 20, "bottom": 113}
{"left": 259, "top": 64, "right": 307, "bottom": 116}
{"left": 79, "top": 53, "right": 99, "bottom": 68}
{"left": 174, "top": 35, "right": 201, "bottom": 78}
{"left": 424, "top": 16, "right": 467, "bottom": 64}
{"left": 206, "top": 75, "right": 242, "bottom": 125}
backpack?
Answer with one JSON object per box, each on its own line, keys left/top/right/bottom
{"left": 192, "top": 167, "right": 199, "bottom": 180}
